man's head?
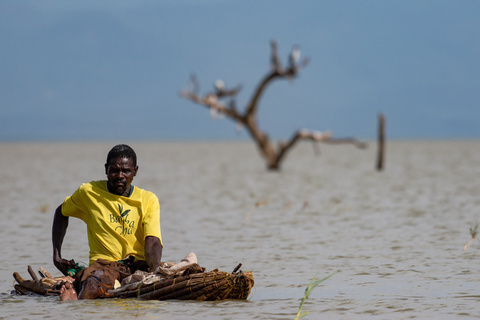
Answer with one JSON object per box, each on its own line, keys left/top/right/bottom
{"left": 105, "top": 144, "right": 138, "bottom": 196}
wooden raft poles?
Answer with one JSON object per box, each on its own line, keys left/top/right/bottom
{"left": 13, "top": 265, "right": 73, "bottom": 296}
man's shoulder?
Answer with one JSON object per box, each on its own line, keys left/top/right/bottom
{"left": 133, "top": 185, "right": 156, "bottom": 196}
{"left": 132, "top": 186, "right": 158, "bottom": 201}
{"left": 82, "top": 180, "right": 107, "bottom": 188}
{"left": 78, "top": 180, "right": 108, "bottom": 192}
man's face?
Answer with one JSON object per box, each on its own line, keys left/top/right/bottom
{"left": 105, "top": 157, "right": 138, "bottom": 196}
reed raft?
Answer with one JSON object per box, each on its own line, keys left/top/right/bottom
{"left": 13, "top": 264, "right": 254, "bottom": 301}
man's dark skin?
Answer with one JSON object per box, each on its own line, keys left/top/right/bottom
{"left": 52, "top": 156, "right": 162, "bottom": 299}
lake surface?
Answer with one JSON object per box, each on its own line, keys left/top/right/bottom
{"left": 1, "top": 140, "right": 479, "bottom": 319}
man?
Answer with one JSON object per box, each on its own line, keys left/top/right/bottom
{"left": 52, "top": 144, "right": 163, "bottom": 300}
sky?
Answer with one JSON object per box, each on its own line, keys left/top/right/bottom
{"left": 1, "top": 0, "right": 480, "bottom": 142}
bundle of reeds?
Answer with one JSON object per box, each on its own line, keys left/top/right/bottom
{"left": 109, "top": 265, "right": 254, "bottom": 301}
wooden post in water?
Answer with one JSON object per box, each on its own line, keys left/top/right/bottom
{"left": 376, "top": 113, "right": 386, "bottom": 171}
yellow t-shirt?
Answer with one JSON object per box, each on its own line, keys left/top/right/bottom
{"left": 62, "top": 180, "right": 162, "bottom": 266}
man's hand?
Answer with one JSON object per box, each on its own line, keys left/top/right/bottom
{"left": 54, "top": 256, "right": 77, "bottom": 276}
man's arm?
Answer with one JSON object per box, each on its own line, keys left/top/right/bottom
{"left": 145, "top": 236, "right": 162, "bottom": 271}
{"left": 52, "top": 204, "right": 76, "bottom": 275}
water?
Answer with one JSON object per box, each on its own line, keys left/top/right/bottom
{"left": 1, "top": 140, "right": 479, "bottom": 319}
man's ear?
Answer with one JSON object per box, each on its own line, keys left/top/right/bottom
{"left": 104, "top": 163, "right": 108, "bottom": 175}
{"left": 134, "top": 165, "right": 139, "bottom": 177}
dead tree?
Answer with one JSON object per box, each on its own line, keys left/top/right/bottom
{"left": 180, "top": 40, "right": 366, "bottom": 171}
{"left": 376, "top": 113, "right": 386, "bottom": 171}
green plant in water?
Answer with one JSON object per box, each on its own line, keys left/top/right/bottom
{"left": 294, "top": 271, "right": 338, "bottom": 320}
{"left": 470, "top": 224, "right": 478, "bottom": 238}
{"left": 464, "top": 224, "right": 478, "bottom": 251}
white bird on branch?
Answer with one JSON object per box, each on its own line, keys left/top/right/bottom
{"left": 210, "top": 106, "right": 225, "bottom": 120}
{"left": 289, "top": 46, "right": 301, "bottom": 67}
{"left": 215, "top": 79, "right": 225, "bottom": 91}
{"left": 299, "top": 129, "right": 311, "bottom": 138}
{"left": 214, "top": 79, "right": 242, "bottom": 98}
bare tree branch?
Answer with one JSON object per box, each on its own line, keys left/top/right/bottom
{"left": 275, "top": 130, "right": 333, "bottom": 169}
{"left": 180, "top": 40, "right": 366, "bottom": 170}
{"left": 270, "top": 40, "right": 283, "bottom": 72}
{"left": 180, "top": 90, "right": 242, "bottom": 121}
{"left": 246, "top": 40, "right": 309, "bottom": 117}
{"left": 245, "top": 71, "right": 280, "bottom": 117}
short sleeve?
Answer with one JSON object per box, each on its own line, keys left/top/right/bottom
{"left": 62, "top": 184, "right": 88, "bottom": 221}
{"left": 142, "top": 193, "right": 162, "bottom": 247}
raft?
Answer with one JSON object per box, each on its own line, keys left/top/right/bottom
{"left": 12, "top": 263, "right": 254, "bottom": 301}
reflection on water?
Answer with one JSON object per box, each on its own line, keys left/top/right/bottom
{"left": 1, "top": 141, "right": 480, "bottom": 319}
